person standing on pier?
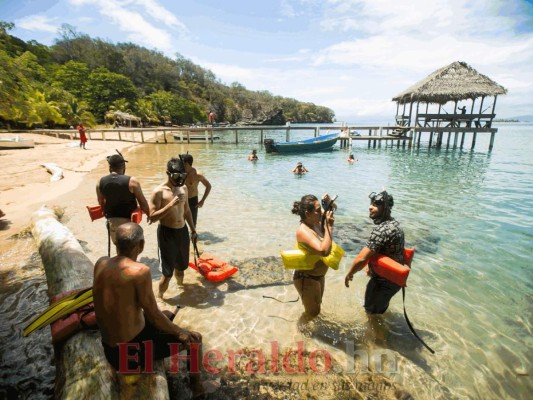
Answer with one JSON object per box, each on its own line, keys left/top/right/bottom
{"left": 96, "top": 151, "right": 150, "bottom": 246}
{"left": 149, "top": 157, "right": 197, "bottom": 295}
{"left": 208, "top": 111, "right": 215, "bottom": 126}
{"left": 181, "top": 153, "right": 211, "bottom": 228}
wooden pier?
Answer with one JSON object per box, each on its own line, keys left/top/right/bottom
{"left": 32, "top": 122, "right": 496, "bottom": 151}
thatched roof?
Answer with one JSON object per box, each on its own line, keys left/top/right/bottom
{"left": 106, "top": 111, "right": 141, "bottom": 121}
{"left": 392, "top": 61, "right": 507, "bottom": 105}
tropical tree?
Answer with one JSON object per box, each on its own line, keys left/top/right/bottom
{"left": 85, "top": 67, "right": 138, "bottom": 122}
{"left": 24, "top": 89, "right": 64, "bottom": 127}
{"left": 52, "top": 61, "right": 89, "bottom": 99}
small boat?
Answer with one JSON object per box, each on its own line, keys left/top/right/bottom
{"left": 264, "top": 133, "right": 339, "bottom": 154}
{"left": 173, "top": 134, "right": 220, "bottom": 142}
{"left": 0, "top": 136, "right": 35, "bottom": 149}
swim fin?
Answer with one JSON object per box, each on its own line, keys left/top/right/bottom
{"left": 23, "top": 288, "right": 93, "bottom": 337}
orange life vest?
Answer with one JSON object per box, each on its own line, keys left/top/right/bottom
{"left": 366, "top": 248, "right": 414, "bottom": 287}
{"left": 189, "top": 253, "right": 239, "bottom": 282}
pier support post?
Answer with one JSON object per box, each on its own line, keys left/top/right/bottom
{"left": 489, "top": 131, "right": 495, "bottom": 151}
{"left": 471, "top": 132, "right": 477, "bottom": 150}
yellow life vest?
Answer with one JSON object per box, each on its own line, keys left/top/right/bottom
{"left": 281, "top": 241, "right": 345, "bottom": 270}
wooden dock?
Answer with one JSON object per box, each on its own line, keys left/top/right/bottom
{"left": 32, "top": 123, "right": 497, "bottom": 151}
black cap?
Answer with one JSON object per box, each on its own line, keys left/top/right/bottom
{"left": 107, "top": 153, "right": 128, "bottom": 167}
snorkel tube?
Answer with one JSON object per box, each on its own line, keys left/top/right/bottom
{"left": 321, "top": 194, "right": 338, "bottom": 230}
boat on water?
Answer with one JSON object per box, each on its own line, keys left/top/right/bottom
{"left": 264, "top": 133, "right": 339, "bottom": 154}
{"left": 0, "top": 136, "right": 35, "bottom": 149}
{"left": 173, "top": 134, "right": 220, "bottom": 142}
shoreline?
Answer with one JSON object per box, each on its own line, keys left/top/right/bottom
{"left": 0, "top": 132, "right": 137, "bottom": 247}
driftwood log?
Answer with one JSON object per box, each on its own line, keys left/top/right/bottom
{"left": 31, "top": 206, "right": 169, "bottom": 400}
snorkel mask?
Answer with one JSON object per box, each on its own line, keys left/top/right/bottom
{"left": 167, "top": 156, "right": 187, "bottom": 187}
{"left": 369, "top": 191, "right": 394, "bottom": 224}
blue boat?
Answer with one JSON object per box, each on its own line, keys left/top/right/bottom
{"left": 264, "top": 133, "right": 339, "bottom": 154}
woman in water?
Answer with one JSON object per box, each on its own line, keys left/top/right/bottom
{"left": 291, "top": 194, "right": 336, "bottom": 317}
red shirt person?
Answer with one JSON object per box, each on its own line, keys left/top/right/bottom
{"left": 77, "top": 125, "right": 87, "bottom": 149}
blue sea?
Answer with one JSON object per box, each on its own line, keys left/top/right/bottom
{"left": 1, "top": 123, "right": 531, "bottom": 399}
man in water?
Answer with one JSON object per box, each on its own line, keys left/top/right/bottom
{"left": 248, "top": 149, "right": 258, "bottom": 161}
{"left": 149, "top": 157, "right": 197, "bottom": 295}
{"left": 96, "top": 151, "right": 150, "bottom": 245}
{"left": 344, "top": 191, "right": 405, "bottom": 336}
{"left": 93, "top": 223, "right": 206, "bottom": 396}
{"left": 292, "top": 162, "right": 309, "bottom": 175}
{"left": 181, "top": 153, "right": 211, "bottom": 228}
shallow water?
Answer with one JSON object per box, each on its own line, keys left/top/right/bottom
{"left": 1, "top": 123, "right": 532, "bottom": 399}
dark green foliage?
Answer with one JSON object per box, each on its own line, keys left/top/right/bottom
{"left": 0, "top": 21, "right": 335, "bottom": 128}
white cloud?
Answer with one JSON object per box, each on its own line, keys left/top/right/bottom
{"left": 67, "top": 0, "right": 188, "bottom": 51}
{"left": 15, "top": 15, "right": 58, "bottom": 33}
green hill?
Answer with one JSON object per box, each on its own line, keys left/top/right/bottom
{"left": 0, "top": 21, "right": 335, "bottom": 129}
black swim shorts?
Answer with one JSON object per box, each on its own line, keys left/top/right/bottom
{"left": 188, "top": 196, "right": 199, "bottom": 226}
{"left": 157, "top": 224, "right": 190, "bottom": 277}
{"left": 364, "top": 276, "right": 401, "bottom": 314}
{"left": 102, "top": 318, "right": 177, "bottom": 372}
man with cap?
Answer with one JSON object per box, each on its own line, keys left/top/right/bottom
{"left": 96, "top": 150, "right": 150, "bottom": 246}
{"left": 344, "top": 191, "right": 405, "bottom": 316}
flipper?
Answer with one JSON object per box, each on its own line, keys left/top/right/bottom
{"left": 23, "top": 288, "right": 93, "bottom": 337}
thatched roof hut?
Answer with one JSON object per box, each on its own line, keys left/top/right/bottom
{"left": 105, "top": 111, "right": 141, "bottom": 127}
{"left": 392, "top": 61, "right": 507, "bottom": 105}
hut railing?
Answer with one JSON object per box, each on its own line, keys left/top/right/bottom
{"left": 416, "top": 113, "right": 495, "bottom": 128}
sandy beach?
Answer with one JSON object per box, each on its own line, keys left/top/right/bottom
{"left": 0, "top": 132, "right": 135, "bottom": 247}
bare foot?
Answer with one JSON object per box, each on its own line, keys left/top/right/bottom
{"left": 174, "top": 270, "right": 185, "bottom": 286}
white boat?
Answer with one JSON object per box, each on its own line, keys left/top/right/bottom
{"left": 0, "top": 136, "right": 35, "bottom": 149}
{"left": 173, "top": 134, "right": 220, "bottom": 142}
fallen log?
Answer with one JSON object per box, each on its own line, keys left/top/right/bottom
{"left": 31, "top": 206, "right": 169, "bottom": 400}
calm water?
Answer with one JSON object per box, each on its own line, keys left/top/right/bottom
{"left": 1, "top": 123, "right": 532, "bottom": 399}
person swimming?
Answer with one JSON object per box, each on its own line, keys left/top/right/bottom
{"left": 248, "top": 149, "right": 258, "bottom": 161}
{"left": 292, "top": 162, "right": 309, "bottom": 175}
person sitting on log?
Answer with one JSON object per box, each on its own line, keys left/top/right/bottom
{"left": 93, "top": 223, "right": 209, "bottom": 397}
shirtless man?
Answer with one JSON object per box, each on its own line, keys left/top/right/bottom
{"left": 181, "top": 153, "right": 211, "bottom": 227}
{"left": 248, "top": 149, "right": 258, "bottom": 161}
{"left": 93, "top": 223, "right": 205, "bottom": 396}
{"left": 149, "top": 157, "right": 197, "bottom": 296}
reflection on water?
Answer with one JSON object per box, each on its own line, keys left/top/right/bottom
{"left": 2, "top": 124, "right": 532, "bottom": 399}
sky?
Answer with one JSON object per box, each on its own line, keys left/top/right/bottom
{"left": 1, "top": 0, "right": 532, "bottom": 122}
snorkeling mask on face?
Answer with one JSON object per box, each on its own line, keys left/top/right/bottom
{"left": 168, "top": 171, "right": 187, "bottom": 187}
{"left": 369, "top": 191, "right": 394, "bottom": 224}
{"left": 167, "top": 156, "right": 187, "bottom": 187}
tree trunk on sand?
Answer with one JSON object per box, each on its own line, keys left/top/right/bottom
{"left": 31, "top": 206, "right": 169, "bottom": 400}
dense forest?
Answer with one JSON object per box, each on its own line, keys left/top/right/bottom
{"left": 0, "top": 21, "right": 335, "bottom": 129}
